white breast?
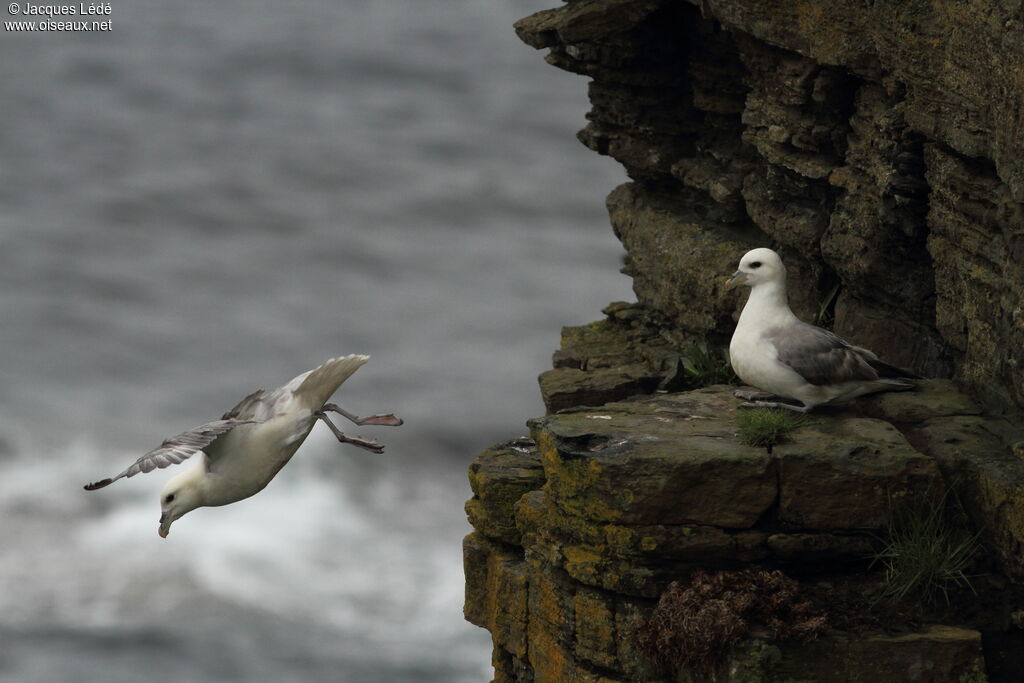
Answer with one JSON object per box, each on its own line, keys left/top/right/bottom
{"left": 203, "top": 408, "right": 316, "bottom": 506}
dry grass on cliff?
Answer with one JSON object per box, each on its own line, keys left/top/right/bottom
{"left": 634, "top": 569, "right": 827, "bottom": 673}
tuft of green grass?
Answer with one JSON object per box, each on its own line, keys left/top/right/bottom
{"left": 736, "top": 409, "right": 812, "bottom": 451}
{"left": 681, "top": 340, "right": 737, "bottom": 387}
{"left": 870, "top": 492, "right": 980, "bottom": 607}
{"left": 813, "top": 282, "right": 841, "bottom": 329}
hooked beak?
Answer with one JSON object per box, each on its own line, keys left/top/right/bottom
{"left": 158, "top": 512, "right": 172, "bottom": 538}
{"left": 725, "top": 270, "right": 748, "bottom": 290}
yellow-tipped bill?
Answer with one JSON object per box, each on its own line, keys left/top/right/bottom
{"left": 158, "top": 512, "right": 171, "bottom": 538}
{"left": 725, "top": 270, "right": 748, "bottom": 290}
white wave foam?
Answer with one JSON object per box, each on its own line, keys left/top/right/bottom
{"left": 0, "top": 430, "right": 490, "bottom": 674}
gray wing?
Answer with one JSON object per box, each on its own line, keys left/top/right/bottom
{"left": 764, "top": 322, "right": 881, "bottom": 386}
{"left": 83, "top": 418, "right": 253, "bottom": 491}
{"left": 222, "top": 389, "right": 267, "bottom": 420}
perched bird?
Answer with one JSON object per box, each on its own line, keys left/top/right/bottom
{"left": 84, "top": 355, "right": 402, "bottom": 537}
{"left": 726, "top": 248, "right": 919, "bottom": 412}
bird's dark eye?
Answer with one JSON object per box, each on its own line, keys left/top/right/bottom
{"left": 750, "top": 261, "right": 762, "bottom": 269}
{"left": 165, "top": 494, "right": 175, "bottom": 503}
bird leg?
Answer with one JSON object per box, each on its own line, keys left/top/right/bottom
{"left": 733, "top": 389, "right": 779, "bottom": 401}
{"left": 314, "top": 411, "right": 385, "bottom": 454}
{"left": 321, "top": 403, "right": 403, "bottom": 427}
{"left": 739, "top": 400, "right": 811, "bottom": 414}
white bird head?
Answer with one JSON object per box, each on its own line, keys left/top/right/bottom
{"left": 725, "top": 248, "right": 786, "bottom": 290}
{"left": 158, "top": 469, "right": 204, "bottom": 538}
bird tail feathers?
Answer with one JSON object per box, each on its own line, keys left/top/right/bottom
{"left": 294, "top": 354, "right": 370, "bottom": 409}
{"left": 867, "top": 357, "right": 923, "bottom": 380}
{"left": 875, "top": 378, "right": 917, "bottom": 391}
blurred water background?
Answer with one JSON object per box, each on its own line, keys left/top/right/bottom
{"left": 0, "top": 1, "right": 630, "bottom": 681}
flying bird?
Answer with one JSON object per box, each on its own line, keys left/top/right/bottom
{"left": 84, "top": 355, "right": 402, "bottom": 537}
{"left": 726, "top": 248, "right": 919, "bottom": 412}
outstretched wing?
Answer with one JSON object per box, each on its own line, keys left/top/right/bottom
{"left": 765, "top": 322, "right": 889, "bottom": 386}
{"left": 221, "top": 389, "right": 267, "bottom": 420}
{"left": 83, "top": 418, "right": 253, "bottom": 491}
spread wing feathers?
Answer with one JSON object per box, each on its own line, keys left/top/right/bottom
{"left": 766, "top": 323, "right": 919, "bottom": 386}
{"left": 83, "top": 418, "right": 254, "bottom": 491}
{"left": 222, "top": 389, "right": 267, "bottom": 420}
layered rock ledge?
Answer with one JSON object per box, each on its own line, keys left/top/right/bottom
{"left": 466, "top": 378, "right": 1022, "bottom": 680}
{"left": 466, "top": 0, "right": 1024, "bottom": 680}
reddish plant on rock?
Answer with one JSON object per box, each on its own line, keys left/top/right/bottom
{"left": 634, "top": 569, "right": 828, "bottom": 673}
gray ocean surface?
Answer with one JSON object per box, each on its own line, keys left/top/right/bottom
{"left": 0, "top": 1, "right": 631, "bottom": 681}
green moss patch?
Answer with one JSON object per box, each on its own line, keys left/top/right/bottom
{"left": 736, "top": 408, "right": 813, "bottom": 451}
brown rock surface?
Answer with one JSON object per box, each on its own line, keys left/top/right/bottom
{"left": 515, "top": 0, "right": 1024, "bottom": 409}
{"left": 466, "top": 0, "right": 1024, "bottom": 679}
{"left": 464, "top": 384, "right": 1014, "bottom": 680}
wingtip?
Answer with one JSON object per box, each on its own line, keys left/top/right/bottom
{"left": 83, "top": 478, "right": 112, "bottom": 491}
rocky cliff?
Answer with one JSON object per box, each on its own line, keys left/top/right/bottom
{"left": 465, "top": 1, "right": 1024, "bottom": 680}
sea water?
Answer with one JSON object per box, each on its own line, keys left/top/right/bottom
{"left": 0, "top": 1, "right": 630, "bottom": 681}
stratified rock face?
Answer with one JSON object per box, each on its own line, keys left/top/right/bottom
{"left": 464, "top": 1, "right": 1024, "bottom": 680}
{"left": 516, "top": 0, "right": 1024, "bottom": 412}
{"left": 464, "top": 382, "right": 1019, "bottom": 681}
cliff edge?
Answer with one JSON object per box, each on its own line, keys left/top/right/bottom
{"left": 465, "top": 1, "right": 1024, "bottom": 680}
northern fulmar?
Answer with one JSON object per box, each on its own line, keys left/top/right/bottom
{"left": 726, "top": 248, "right": 919, "bottom": 412}
{"left": 84, "top": 355, "right": 402, "bottom": 537}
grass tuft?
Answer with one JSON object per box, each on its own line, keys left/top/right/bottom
{"left": 871, "top": 491, "right": 980, "bottom": 607}
{"left": 736, "top": 409, "right": 812, "bottom": 451}
{"left": 681, "top": 340, "right": 737, "bottom": 387}
{"left": 813, "top": 282, "right": 841, "bottom": 329}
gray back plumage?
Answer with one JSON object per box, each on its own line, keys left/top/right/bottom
{"left": 764, "top": 322, "right": 914, "bottom": 386}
